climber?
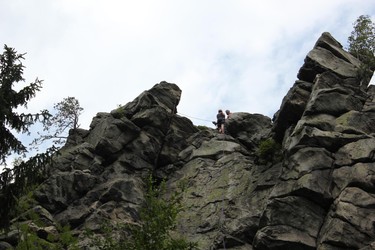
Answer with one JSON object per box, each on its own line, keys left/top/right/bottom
{"left": 214, "top": 109, "right": 225, "bottom": 134}
{"left": 225, "top": 110, "right": 232, "bottom": 119}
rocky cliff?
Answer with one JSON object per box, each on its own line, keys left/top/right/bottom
{"left": 2, "top": 32, "right": 375, "bottom": 250}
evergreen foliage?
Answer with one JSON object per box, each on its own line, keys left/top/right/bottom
{"left": 347, "top": 15, "right": 375, "bottom": 81}
{"left": 0, "top": 45, "right": 56, "bottom": 228}
{"left": 0, "top": 147, "right": 57, "bottom": 228}
{"left": 256, "top": 138, "right": 282, "bottom": 164}
{"left": 86, "top": 175, "right": 196, "bottom": 250}
{"left": 14, "top": 222, "right": 79, "bottom": 250}
{"left": 13, "top": 190, "right": 79, "bottom": 250}
{"left": 0, "top": 45, "right": 50, "bottom": 164}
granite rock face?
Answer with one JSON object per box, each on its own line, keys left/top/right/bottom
{"left": 2, "top": 32, "right": 375, "bottom": 250}
{"left": 264, "top": 32, "right": 375, "bottom": 250}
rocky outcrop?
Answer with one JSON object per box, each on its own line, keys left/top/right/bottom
{"left": 261, "top": 32, "right": 375, "bottom": 250}
{"left": 1, "top": 32, "right": 375, "bottom": 250}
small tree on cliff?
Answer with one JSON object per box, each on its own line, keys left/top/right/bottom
{"left": 86, "top": 175, "right": 197, "bottom": 250}
{"left": 31, "top": 96, "right": 83, "bottom": 148}
{"left": 347, "top": 15, "right": 375, "bottom": 81}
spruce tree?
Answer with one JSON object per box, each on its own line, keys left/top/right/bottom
{"left": 0, "top": 45, "right": 50, "bottom": 164}
{"left": 347, "top": 15, "right": 375, "bottom": 76}
{"left": 0, "top": 45, "right": 52, "bottom": 228}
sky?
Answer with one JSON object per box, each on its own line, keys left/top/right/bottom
{"left": 1, "top": 0, "right": 375, "bottom": 164}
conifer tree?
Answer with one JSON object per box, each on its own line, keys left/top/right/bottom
{"left": 0, "top": 45, "right": 52, "bottom": 228}
{"left": 347, "top": 15, "right": 375, "bottom": 78}
{"left": 0, "top": 45, "right": 50, "bottom": 164}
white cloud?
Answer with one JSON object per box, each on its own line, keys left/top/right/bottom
{"left": 0, "top": 0, "right": 374, "bottom": 143}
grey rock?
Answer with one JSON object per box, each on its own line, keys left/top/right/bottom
{"left": 331, "top": 162, "right": 375, "bottom": 199}
{"left": 86, "top": 114, "right": 140, "bottom": 158}
{"left": 298, "top": 34, "right": 360, "bottom": 82}
{"left": 286, "top": 125, "right": 369, "bottom": 153}
{"left": 272, "top": 80, "right": 313, "bottom": 142}
{"left": 226, "top": 112, "right": 272, "bottom": 150}
{"left": 254, "top": 196, "right": 326, "bottom": 250}
{"left": 0, "top": 241, "right": 13, "bottom": 250}
{"left": 304, "top": 87, "right": 363, "bottom": 116}
{"left": 335, "top": 110, "right": 375, "bottom": 135}
{"left": 318, "top": 187, "right": 375, "bottom": 249}
{"left": 113, "top": 81, "right": 181, "bottom": 119}
{"left": 335, "top": 138, "right": 375, "bottom": 166}
{"left": 314, "top": 32, "right": 362, "bottom": 69}
{"left": 3, "top": 32, "right": 375, "bottom": 250}
{"left": 364, "top": 85, "right": 375, "bottom": 112}
{"left": 360, "top": 242, "right": 375, "bottom": 250}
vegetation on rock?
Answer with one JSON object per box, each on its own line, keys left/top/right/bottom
{"left": 31, "top": 96, "right": 84, "bottom": 148}
{"left": 86, "top": 175, "right": 196, "bottom": 250}
{"left": 0, "top": 46, "right": 83, "bottom": 230}
{"left": 256, "top": 138, "right": 282, "bottom": 164}
{"left": 0, "top": 45, "right": 58, "bottom": 228}
{"left": 347, "top": 15, "right": 375, "bottom": 81}
{"left": 3, "top": 189, "right": 79, "bottom": 250}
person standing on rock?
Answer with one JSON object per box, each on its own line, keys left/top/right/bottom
{"left": 225, "top": 110, "right": 232, "bottom": 119}
{"left": 215, "top": 109, "right": 225, "bottom": 134}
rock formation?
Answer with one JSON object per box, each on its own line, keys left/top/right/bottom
{"left": 262, "top": 32, "right": 375, "bottom": 250}
{"left": 1, "top": 32, "right": 375, "bottom": 250}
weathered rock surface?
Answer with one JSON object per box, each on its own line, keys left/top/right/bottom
{"left": 265, "top": 32, "right": 375, "bottom": 250}
{"left": 1, "top": 32, "right": 375, "bottom": 250}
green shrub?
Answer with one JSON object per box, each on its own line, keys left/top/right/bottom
{"left": 14, "top": 190, "right": 79, "bottom": 250}
{"left": 257, "top": 138, "right": 282, "bottom": 164}
{"left": 15, "top": 223, "right": 54, "bottom": 250}
{"left": 86, "top": 175, "right": 196, "bottom": 250}
{"left": 15, "top": 223, "right": 78, "bottom": 250}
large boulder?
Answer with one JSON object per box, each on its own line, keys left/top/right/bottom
{"left": 226, "top": 112, "right": 272, "bottom": 150}
{"left": 272, "top": 80, "right": 313, "bottom": 142}
{"left": 318, "top": 187, "right": 375, "bottom": 249}
{"left": 254, "top": 196, "right": 326, "bottom": 250}
{"left": 111, "top": 81, "right": 181, "bottom": 119}
{"left": 297, "top": 32, "right": 361, "bottom": 82}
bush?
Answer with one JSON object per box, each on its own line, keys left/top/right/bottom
{"left": 86, "top": 175, "right": 197, "bottom": 250}
{"left": 256, "top": 138, "right": 282, "bottom": 164}
{"left": 14, "top": 191, "right": 79, "bottom": 250}
{"left": 15, "top": 223, "right": 78, "bottom": 250}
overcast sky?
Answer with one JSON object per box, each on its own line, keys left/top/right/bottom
{"left": 1, "top": 1, "right": 375, "bottom": 145}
